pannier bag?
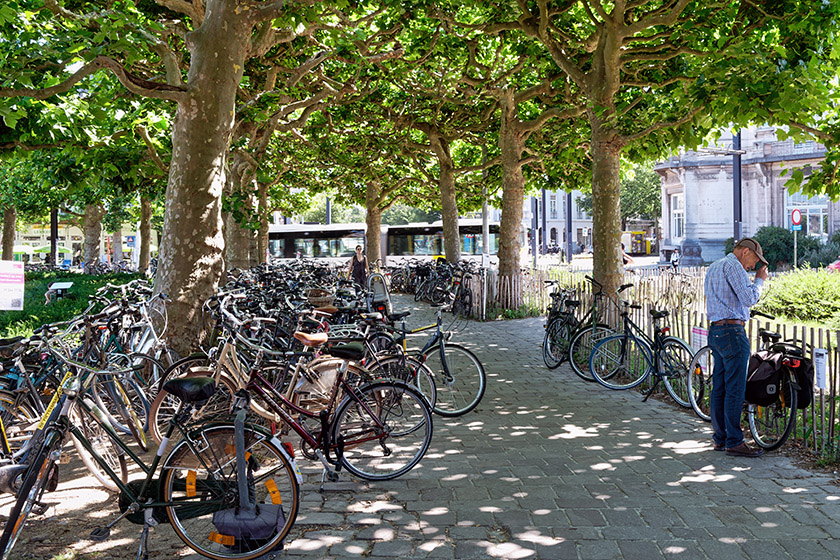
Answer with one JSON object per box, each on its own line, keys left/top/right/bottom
{"left": 212, "top": 502, "right": 286, "bottom": 541}
{"left": 745, "top": 351, "right": 783, "bottom": 406}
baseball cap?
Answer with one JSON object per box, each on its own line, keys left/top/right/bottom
{"left": 734, "top": 237, "right": 768, "bottom": 266}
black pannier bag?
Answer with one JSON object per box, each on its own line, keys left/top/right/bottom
{"left": 745, "top": 351, "right": 783, "bottom": 406}
{"left": 793, "top": 356, "right": 814, "bottom": 410}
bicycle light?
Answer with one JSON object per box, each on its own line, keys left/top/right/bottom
{"left": 783, "top": 357, "right": 801, "bottom": 368}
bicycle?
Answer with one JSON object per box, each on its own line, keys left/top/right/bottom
{"left": 561, "top": 276, "right": 632, "bottom": 381}
{"left": 0, "top": 333, "right": 302, "bottom": 560}
{"left": 589, "top": 305, "right": 694, "bottom": 407}
{"left": 688, "top": 318, "right": 807, "bottom": 452}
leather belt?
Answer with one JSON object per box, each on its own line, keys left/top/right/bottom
{"left": 711, "top": 319, "right": 745, "bottom": 326}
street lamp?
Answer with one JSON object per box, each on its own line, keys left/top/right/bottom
{"left": 698, "top": 129, "right": 746, "bottom": 240}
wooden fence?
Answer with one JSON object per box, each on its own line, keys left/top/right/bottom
{"left": 473, "top": 265, "right": 840, "bottom": 461}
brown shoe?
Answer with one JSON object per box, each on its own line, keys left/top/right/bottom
{"left": 713, "top": 443, "right": 724, "bottom": 451}
{"left": 725, "top": 442, "right": 764, "bottom": 457}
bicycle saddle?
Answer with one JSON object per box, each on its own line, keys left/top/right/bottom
{"left": 314, "top": 305, "right": 339, "bottom": 315}
{"left": 390, "top": 311, "right": 411, "bottom": 321}
{"left": 564, "top": 300, "right": 581, "bottom": 308}
{"left": 650, "top": 310, "right": 669, "bottom": 319}
{"left": 759, "top": 330, "right": 781, "bottom": 342}
{"left": 162, "top": 376, "right": 216, "bottom": 404}
{"left": 327, "top": 342, "right": 365, "bottom": 361}
{"left": 0, "top": 337, "right": 25, "bottom": 359}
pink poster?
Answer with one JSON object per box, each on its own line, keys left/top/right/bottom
{"left": 0, "top": 261, "right": 25, "bottom": 310}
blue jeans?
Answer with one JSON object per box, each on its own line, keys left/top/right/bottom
{"left": 708, "top": 325, "right": 751, "bottom": 448}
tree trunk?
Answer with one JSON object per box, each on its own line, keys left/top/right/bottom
{"left": 112, "top": 227, "right": 123, "bottom": 265}
{"left": 429, "top": 133, "right": 461, "bottom": 263}
{"left": 496, "top": 101, "right": 526, "bottom": 308}
{"left": 139, "top": 195, "right": 152, "bottom": 273}
{"left": 590, "top": 121, "right": 624, "bottom": 296}
{"left": 365, "top": 181, "right": 382, "bottom": 265}
{"left": 257, "top": 182, "right": 269, "bottom": 262}
{"left": 1, "top": 207, "right": 15, "bottom": 261}
{"left": 224, "top": 154, "right": 257, "bottom": 271}
{"left": 84, "top": 204, "right": 104, "bottom": 274}
{"left": 156, "top": 1, "right": 250, "bottom": 354}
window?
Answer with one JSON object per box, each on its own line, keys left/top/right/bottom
{"left": 786, "top": 189, "right": 829, "bottom": 241}
{"left": 671, "top": 194, "right": 685, "bottom": 239}
{"left": 549, "top": 196, "right": 557, "bottom": 220}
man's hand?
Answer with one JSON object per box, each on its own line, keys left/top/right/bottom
{"left": 755, "top": 266, "right": 769, "bottom": 281}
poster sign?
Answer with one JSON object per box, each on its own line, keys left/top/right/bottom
{"left": 814, "top": 348, "right": 828, "bottom": 390}
{"left": 691, "top": 326, "right": 708, "bottom": 352}
{"left": 125, "top": 235, "right": 136, "bottom": 248}
{"left": 0, "top": 260, "right": 24, "bottom": 311}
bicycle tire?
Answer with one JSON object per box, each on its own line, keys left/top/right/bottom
{"left": 93, "top": 375, "right": 150, "bottom": 452}
{"left": 590, "top": 334, "right": 652, "bottom": 390}
{"left": 162, "top": 425, "right": 300, "bottom": 560}
{"left": 0, "top": 438, "right": 58, "bottom": 559}
{"left": 0, "top": 392, "right": 40, "bottom": 456}
{"left": 70, "top": 401, "right": 129, "bottom": 492}
{"left": 747, "top": 375, "right": 797, "bottom": 451}
{"left": 332, "top": 380, "right": 432, "bottom": 480}
{"left": 687, "top": 346, "right": 713, "bottom": 422}
{"left": 568, "top": 324, "right": 613, "bottom": 382}
{"left": 543, "top": 319, "right": 571, "bottom": 370}
{"left": 367, "top": 355, "right": 437, "bottom": 409}
{"left": 422, "top": 343, "right": 486, "bottom": 417}
{"left": 659, "top": 337, "right": 693, "bottom": 408}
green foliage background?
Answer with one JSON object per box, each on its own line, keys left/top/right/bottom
{"left": 755, "top": 268, "right": 840, "bottom": 329}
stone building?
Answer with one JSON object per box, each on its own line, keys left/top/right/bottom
{"left": 656, "top": 126, "right": 833, "bottom": 264}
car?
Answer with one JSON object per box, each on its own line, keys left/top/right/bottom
{"left": 828, "top": 258, "right": 840, "bottom": 272}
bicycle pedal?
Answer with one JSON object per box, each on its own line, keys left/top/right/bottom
{"left": 89, "top": 527, "right": 111, "bottom": 542}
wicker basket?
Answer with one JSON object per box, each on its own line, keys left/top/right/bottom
{"left": 306, "top": 288, "right": 335, "bottom": 307}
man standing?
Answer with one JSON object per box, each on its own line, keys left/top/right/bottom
{"left": 704, "top": 238, "right": 769, "bottom": 457}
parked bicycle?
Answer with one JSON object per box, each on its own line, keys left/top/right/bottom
{"left": 589, "top": 304, "right": 694, "bottom": 407}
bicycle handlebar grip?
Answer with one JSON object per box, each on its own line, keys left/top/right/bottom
{"left": 618, "top": 283, "right": 633, "bottom": 292}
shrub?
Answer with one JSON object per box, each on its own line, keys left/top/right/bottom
{"left": 801, "top": 241, "right": 840, "bottom": 268}
{"left": 755, "top": 267, "right": 840, "bottom": 328}
{"left": 723, "top": 227, "right": 819, "bottom": 271}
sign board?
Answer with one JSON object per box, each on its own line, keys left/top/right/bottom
{"left": 0, "top": 260, "right": 24, "bottom": 311}
{"left": 814, "top": 348, "right": 828, "bottom": 390}
{"left": 691, "top": 326, "right": 708, "bottom": 352}
{"left": 791, "top": 208, "right": 802, "bottom": 226}
{"left": 125, "top": 235, "right": 136, "bottom": 248}
{"left": 481, "top": 253, "right": 491, "bottom": 269}
{"left": 792, "top": 224, "right": 802, "bottom": 231}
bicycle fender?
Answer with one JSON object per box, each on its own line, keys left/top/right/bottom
{"left": 267, "top": 434, "right": 304, "bottom": 485}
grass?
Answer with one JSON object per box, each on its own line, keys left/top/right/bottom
{"left": 0, "top": 271, "right": 144, "bottom": 338}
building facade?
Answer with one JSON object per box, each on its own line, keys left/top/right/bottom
{"left": 656, "top": 126, "right": 833, "bottom": 263}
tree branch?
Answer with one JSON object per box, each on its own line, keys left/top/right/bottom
{"left": 626, "top": 0, "right": 693, "bottom": 35}
{"left": 153, "top": 0, "right": 204, "bottom": 25}
{"left": 620, "top": 103, "right": 705, "bottom": 144}
{"left": 135, "top": 125, "right": 169, "bottom": 174}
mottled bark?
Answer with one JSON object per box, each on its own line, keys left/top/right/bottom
{"left": 156, "top": 0, "right": 250, "bottom": 354}
{"left": 365, "top": 181, "right": 382, "bottom": 264}
{"left": 590, "top": 121, "right": 623, "bottom": 296}
{"left": 2, "top": 207, "right": 15, "bottom": 261}
{"left": 84, "top": 204, "right": 104, "bottom": 273}
{"left": 139, "top": 195, "right": 152, "bottom": 273}
{"left": 224, "top": 153, "right": 258, "bottom": 271}
{"left": 429, "top": 133, "right": 461, "bottom": 263}
{"left": 257, "top": 182, "right": 269, "bottom": 262}
{"left": 112, "top": 227, "right": 124, "bottom": 264}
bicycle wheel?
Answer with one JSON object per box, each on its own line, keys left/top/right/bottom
{"left": 162, "top": 425, "right": 300, "bottom": 560}
{"left": 332, "top": 381, "right": 432, "bottom": 480}
{"left": 0, "top": 438, "right": 58, "bottom": 559}
{"left": 590, "top": 334, "right": 652, "bottom": 390}
{"left": 660, "top": 337, "right": 693, "bottom": 408}
{"left": 687, "top": 346, "right": 714, "bottom": 422}
{"left": 0, "top": 392, "right": 40, "bottom": 455}
{"left": 568, "top": 324, "right": 613, "bottom": 382}
{"left": 747, "top": 375, "right": 797, "bottom": 451}
{"left": 367, "top": 355, "right": 437, "bottom": 409}
{"left": 543, "top": 319, "right": 572, "bottom": 370}
{"left": 92, "top": 375, "right": 150, "bottom": 452}
{"left": 422, "top": 343, "right": 486, "bottom": 417}
{"left": 70, "top": 401, "right": 129, "bottom": 492}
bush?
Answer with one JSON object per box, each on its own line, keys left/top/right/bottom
{"left": 755, "top": 267, "right": 840, "bottom": 328}
{"left": 801, "top": 241, "right": 840, "bottom": 268}
{"left": 724, "top": 227, "right": 819, "bottom": 271}
{"left": 0, "top": 271, "right": 144, "bottom": 337}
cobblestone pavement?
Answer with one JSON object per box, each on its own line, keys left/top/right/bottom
{"left": 3, "top": 295, "right": 839, "bottom": 559}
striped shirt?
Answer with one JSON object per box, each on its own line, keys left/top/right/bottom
{"left": 704, "top": 253, "right": 764, "bottom": 322}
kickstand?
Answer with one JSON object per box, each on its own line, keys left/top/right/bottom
{"left": 136, "top": 524, "right": 150, "bottom": 560}
{"left": 642, "top": 376, "right": 661, "bottom": 402}
{"left": 319, "top": 467, "right": 340, "bottom": 492}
